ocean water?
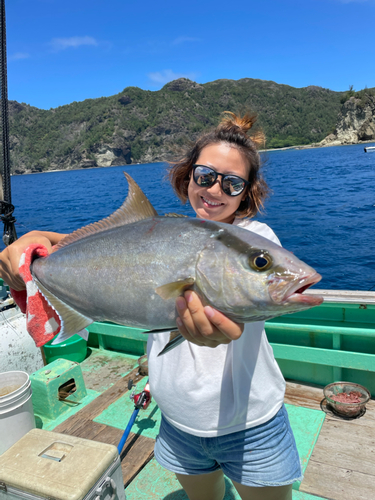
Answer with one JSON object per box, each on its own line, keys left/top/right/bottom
{"left": 5, "top": 142, "right": 375, "bottom": 291}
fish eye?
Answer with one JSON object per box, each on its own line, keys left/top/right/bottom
{"left": 249, "top": 252, "right": 272, "bottom": 271}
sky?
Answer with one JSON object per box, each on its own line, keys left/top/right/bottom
{"left": 5, "top": 0, "right": 375, "bottom": 110}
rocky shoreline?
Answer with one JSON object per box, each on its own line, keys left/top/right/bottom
{"left": 267, "top": 94, "right": 375, "bottom": 153}
{"left": 9, "top": 85, "right": 375, "bottom": 175}
{"left": 263, "top": 138, "right": 374, "bottom": 153}
{"left": 14, "top": 136, "right": 375, "bottom": 177}
{"left": 318, "top": 94, "right": 375, "bottom": 147}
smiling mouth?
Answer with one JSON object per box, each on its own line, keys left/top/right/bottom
{"left": 201, "top": 196, "right": 224, "bottom": 207}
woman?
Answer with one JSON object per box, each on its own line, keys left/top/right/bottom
{"left": 148, "top": 112, "right": 301, "bottom": 500}
{"left": 0, "top": 111, "right": 301, "bottom": 500}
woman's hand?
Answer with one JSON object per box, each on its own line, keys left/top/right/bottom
{"left": 175, "top": 290, "right": 244, "bottom": 348}
{"left": 0, "top": 231, "right": 66, "bottom": 291}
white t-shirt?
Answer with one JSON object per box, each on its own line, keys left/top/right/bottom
{"left": 147, "top": 219, "right": 286, "bottom": 437}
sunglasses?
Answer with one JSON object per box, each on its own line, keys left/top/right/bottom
{"left": 192, "top": 165, "right": 249, "bottom": 197}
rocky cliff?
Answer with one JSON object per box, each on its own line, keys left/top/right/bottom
{"left": 319, "top": 93, "right": 375, "bottom": 147}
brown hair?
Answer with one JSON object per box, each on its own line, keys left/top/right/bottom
{"left": 168, "top": 110, "right": 269, "bottom": 218}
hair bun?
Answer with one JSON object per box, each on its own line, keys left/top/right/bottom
{"left": 219, "top": 111, "right": 265, "bottom": 149}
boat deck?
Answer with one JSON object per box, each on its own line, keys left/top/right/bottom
{"left": 284, "top": 382, "right": 375, "bottom": 500}
{"left": 35, "top": 347, "right": 375, "bottom": 500}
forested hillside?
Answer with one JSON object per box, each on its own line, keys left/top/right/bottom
{"left": 6, "top": 77, "right": 345, "bottom": 174}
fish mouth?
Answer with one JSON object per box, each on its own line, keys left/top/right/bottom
{"left": 269, "top": 272, "right": 323, "bottom": 306}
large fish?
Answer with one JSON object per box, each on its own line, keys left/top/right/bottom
{"left": 31, "top": 173, "right": 323, "bottom": 355}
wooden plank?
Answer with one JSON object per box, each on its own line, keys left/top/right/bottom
{"left": 81, "top": 421, "right": 123, "bottom": 445}
{"left": 120, "top": 434, "right": 155, "bottom": 487}
{"left": 300, "top": 461, "right": 375, "bottom": 500}
{"left": 308, "top": 419, "right": 375, "bottom": 475}
{"left": 285, "top": 381, "right": 324, "bottom": 410}
{"left": 65, "top": 420, "right": 108, "bottom": 440}
{"left": 83, "top": 422, "right": 154, "bottom": 487}
{"left": 57, "top": 418, "right": 155, "bottom": 488}
{"left": 59, "top": 419, "right": 120, "bottom": 442}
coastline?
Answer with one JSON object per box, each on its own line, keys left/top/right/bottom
{"left": 259, "top": 138, "right": 375, "bottom": 153}
{"left": 12, "top": 140, "right": 375, "bottom": 176}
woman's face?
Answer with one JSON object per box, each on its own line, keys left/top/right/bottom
{"left": 188, "top": 143, "right": 250, "bottom": 224}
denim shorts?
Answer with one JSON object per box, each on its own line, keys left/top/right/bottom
{"left": 154, "top": 404, "right": 303, "bottom": 487}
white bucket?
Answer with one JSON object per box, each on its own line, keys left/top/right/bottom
{"left": 0, "top": 371, "right": 36, "bottom": 455}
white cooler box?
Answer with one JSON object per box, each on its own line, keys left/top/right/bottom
{"left": 0, "top": 429, "right": 126, "bottom": 500}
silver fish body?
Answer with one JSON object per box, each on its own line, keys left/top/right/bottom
{"left": 30, "top": 174, "right": 323, "bottom": 351}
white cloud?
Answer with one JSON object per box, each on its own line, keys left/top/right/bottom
{"left": 9, "top": 52, "right": 29, "bottom": 61}
{"left": 172, "top": 36, "right": 201, "bottom": 45}
{"left": 50, "top": 36, "right": 98, "bottom": 51}
{"left": 148, "top": 69, "right": 197, "bottom": 85}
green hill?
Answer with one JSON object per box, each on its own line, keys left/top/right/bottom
{"left": 7, "top": 77, "right": 345, "bottom": 174}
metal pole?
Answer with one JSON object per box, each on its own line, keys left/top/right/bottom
{"left": 0, "top": 0, "right": 17, "bottom": 245}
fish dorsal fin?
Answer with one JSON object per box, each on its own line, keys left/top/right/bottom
{"left": 54, "top": 172, "right": 158, "bottom": 251}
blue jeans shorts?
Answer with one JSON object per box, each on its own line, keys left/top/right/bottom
{"left": 154, "top": 404, "right": 303, "bottom": 487}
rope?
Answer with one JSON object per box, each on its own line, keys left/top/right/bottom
{"left": 0, "top": 0, "right": 17, "bottom": 245}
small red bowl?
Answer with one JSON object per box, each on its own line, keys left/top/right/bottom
{"left": 324, "top": 382, "right": 371, "bottom": 418}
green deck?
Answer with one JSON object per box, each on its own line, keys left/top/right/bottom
{"left": 34, "top": 290, "right": 375, "bottom": 499}
{"left": 125, "top": 459, "right": 327, "bottom": 499}
{"left": 30, "top": 348, "right": 327, "bottom": 499}
{"left": 92, "top": 385, "right": 325, "bottom": 488}
{"left": 5, "top": 279, "right": 374, "bottom": 499}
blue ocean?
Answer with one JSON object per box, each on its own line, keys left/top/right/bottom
{"left": 5, "top": 142, "right": 375, "bottom": 291}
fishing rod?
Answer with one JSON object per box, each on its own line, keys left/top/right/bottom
{"left": 0, "top": 0, "right": 17, "bottom": 246}
{"left": 117, "top": 378, "right": 151, "bottom": 455}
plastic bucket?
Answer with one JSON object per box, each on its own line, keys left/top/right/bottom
{"left": 42, "top": 332, "right": 88, "bottom": 365}
{"left": 0, "top": 371, "right": 35, "bottom": 455}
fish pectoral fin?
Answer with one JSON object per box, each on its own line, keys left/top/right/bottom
{"left": 158, "top": 331, "right": 185, "bottom": 356}
{"left": 33, "top": 276, "right": 93, "bottom": 341}
{"left": 155, "top": 278, "right": 195, "bottom": 300}
{"left": 163, "top": 213, "right": 188, "bottom": 218}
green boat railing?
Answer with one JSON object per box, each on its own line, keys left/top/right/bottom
{"left": 266, "top": 290, "right": 375, "bottom": 394}
{"left": 87, "top": 290, "right": 375, "bottom": 395}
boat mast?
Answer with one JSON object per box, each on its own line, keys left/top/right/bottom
{"left": 0, "top": 0, "right": 17, "bottom": 246}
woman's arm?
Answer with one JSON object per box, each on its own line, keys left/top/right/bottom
{"left": 175, "top": 290, "right": 244, "bottom": 348}
{"left": 0, "top": 230, "right": 67, "bottom": 290}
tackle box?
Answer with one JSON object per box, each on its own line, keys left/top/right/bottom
{"left": 0, "top": 429, "right": 126, "bottom": 500}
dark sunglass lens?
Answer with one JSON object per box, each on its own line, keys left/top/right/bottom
{"left": 222, "top": 176, "right": 245, "bottom": 196}
{"left": 194, "top": 167, "right": 216, "bottom": 187}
